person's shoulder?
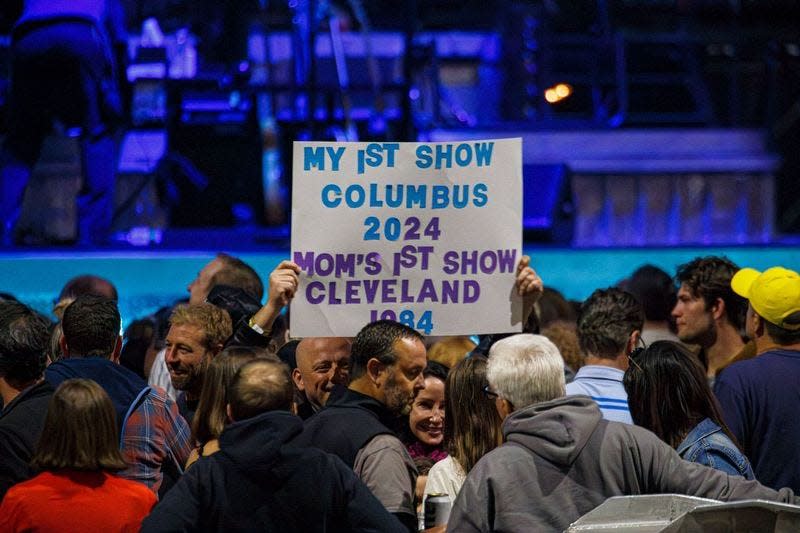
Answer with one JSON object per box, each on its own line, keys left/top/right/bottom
{"left": 143, "top": 386, "right": 184, "bottom": 418}
{"left": 298, "top": 407, "right": 345, "bottom": 442}
{"left": 298, "top": 445, "right": 351, "bottom": 473}
{"left": 567, "top": 366, "right": 625, "bottom": 386}
{"left": 564, "top": 380, "right": 586, "bottom": 395}
{"left": 471, "top": 441, "right": 531, "bottom": 472}
{"left": 716, "top": 353, "right": 777, "bottom": 385}
{"left": 145, "top": 385, "right": 172, "bottom": 405}
{"left": 596, "top": 418, "right": 663, "bottom": 449}
{"left": 0, "top": 385, "right": 52, "bottom": 422}
{"left": 454, "top": 445, "right": 523, "bottom": 497}
{"left": 109, "top": 473, "right": 157, "bottom": 501}
{"left": 2, "top": 472, "right": 62, "bottom": 503}
{"left": 429, "top": 455, "right": 458, "bottom": 474}
{"left": 698, "top": 426, "right": 740, "bottom": 454}
{"left": 130, "top": 388, "right": 188, "bottom": 436}
{"left": 303, "top": 405, "right": 332, "bottom": 424}
{"left": 363, "top": 433, "right": 405, "bottom": 454}
{"left": 431, "top": 455, "right": 465, "bottom": 482}
{"left": 3, "top": 472, "right": 48, "bottom": 494}
{"left": 356, "top": 434, "right": 413, "bottom": 474}
{"left": 276, "top": 445, "right": 356, "bottom": 491}
{"left": 725, "top": 355, "right": 762, "bottom": 371}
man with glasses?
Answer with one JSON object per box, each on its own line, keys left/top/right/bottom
{"left": 448, "top": 333, "right": 800, "bottom": 533}
{"left": 566, "top": 287, "right": 644, "bottom": 424}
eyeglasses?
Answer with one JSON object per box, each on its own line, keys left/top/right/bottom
{"left": 627, "top": 337, "right": 647, "bottom": 372}
{"left": 483, "top": 385, "right": 500, "bottom": 400}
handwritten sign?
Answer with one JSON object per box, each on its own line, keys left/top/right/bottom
{"left": 290, "top": 138, "right": 523, "bottom": 337}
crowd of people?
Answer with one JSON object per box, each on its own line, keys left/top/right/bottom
{"left": 0, "top": 252, "right": 799, "bottom": 532}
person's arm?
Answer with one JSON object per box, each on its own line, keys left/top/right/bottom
{"left": 330, "top": 455, "right": 410, "bottom": 533}
{"left": 515, "top": 255, "right": 544, "bottom": 327}
{"left": 446, "top": 470, "right": 490, "bottom": 533}
{"left": 0, "top": 428, "right": 30, "bottom": 501}
{"left": 353, "top": 436, "right": 417, "bottom": 532}
{"left": 636, "top": 425, "right": 797, "bottom": 503}
{"left": 687, "top": 446, "right": 753, "bottom": 480}
{"left": 225, "top": 260, "right": 300, "bottom": 348}
{"left": 160, "top": 394, "right": 193, "bottom": 471}
{"left": 248, "top": 260, "right": 300, "bottom": 335}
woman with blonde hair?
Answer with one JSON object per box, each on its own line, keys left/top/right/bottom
{"left": 423, "top": 355, "right": 504, "bottom": 504}
{"left": 0, "top": 379, "right": 155, "bottom": 532}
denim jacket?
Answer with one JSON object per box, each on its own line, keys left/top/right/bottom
{"left": 676, "top": 418, "right": 755, "bottom": 480}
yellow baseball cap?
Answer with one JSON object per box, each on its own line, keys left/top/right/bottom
{"left": 731, "top": 266, "right": 800, "bottom": 330}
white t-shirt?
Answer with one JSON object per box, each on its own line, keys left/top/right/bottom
{"left": 147, "top": 348, "right": 177, "bottom": 400}
{"left": 424, "top": 455, "right": 466, "bottom": 506}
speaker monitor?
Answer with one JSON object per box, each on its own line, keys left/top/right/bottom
{"left": 166, "top": 81, "right": 263, "bottom": 227}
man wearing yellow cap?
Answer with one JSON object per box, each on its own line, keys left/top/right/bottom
{"left": 714, "top": 266, "right": 800, "bottom": 492}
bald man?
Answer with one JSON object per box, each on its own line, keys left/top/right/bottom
{"left": 292, "top": 337, "right": 351, "bottom": 418}
{"left": 53, "top": 274, "right": 118, "bottom": 320}
{"left": 143, "top": 358, "right": 405, "bottom": 532}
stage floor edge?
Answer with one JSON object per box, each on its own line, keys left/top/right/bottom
{"left": 1, "top": 244, "right": 798, "bottom": 328}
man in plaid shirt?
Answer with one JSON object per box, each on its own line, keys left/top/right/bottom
{"left": 46, "top": 295, "right": 192, "bottom": 494}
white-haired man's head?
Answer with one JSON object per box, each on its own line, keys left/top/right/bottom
{"left": 487, "top": 334, "right": 565, "bottom": 412}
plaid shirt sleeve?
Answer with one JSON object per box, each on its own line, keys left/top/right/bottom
{"left": 119, "top": 387, "right": 193, "bottom": 494}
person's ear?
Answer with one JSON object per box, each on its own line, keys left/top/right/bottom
{"left": 752, "top": 312, "right": 765, "bottom": 337}
{"left": 366, "top": 358, "right": 386, "bottom": 386}
{"left": 626, "top": 330, "right": 641, "bottom": 355}
{"left": 292, "top": 367, "right": 305, "bottom": 392}
{"left": 59, "top": 335, "right": 70, "bottom": 358}
{"left": 496, "top": 398, "right": 514, "bottom": 420}
{"left": 711, "top": 297, "right": 726, "bottom": 321}
{"left": 111, "top": 335, "right": 122, "bottom": 363}
{"left": 226, "top": 404, "right": 235, "bottom": 423}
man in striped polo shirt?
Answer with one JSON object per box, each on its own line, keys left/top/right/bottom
{"left": 566, "top": 288, "right": 644, "bottom": 424}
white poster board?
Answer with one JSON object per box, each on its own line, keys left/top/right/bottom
{"left": 290, "top": 138, "right": 522, "bottom": 337}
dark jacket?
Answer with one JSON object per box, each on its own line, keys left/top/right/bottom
{"left": 448, "top": 395, "right": 799, "bottom": 533}
{"left": 295, "top": 386, "right": 418, "bottom": 532}
{"left": 141, "top": 410, "right": 405, "bottom": 532}
{"left": 0, "top": 381, "right": 54, "bottom": 499}
{"left": 294, "top": 386, "right": 395, "bottom": 467}
{"left": 44, "top": 357, "right": 191, "bottom": 494}
{"left": 45, "top": 357, "right": 149, "bottom": 431}
{"left": 205, "top": 284, "right": 270, "bottom": 350}
{"left": 227, "top": 321, "right": 271, "bottom": 350}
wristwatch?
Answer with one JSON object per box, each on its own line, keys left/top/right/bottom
{"left": 248, "top": 317, "right": 270, "bottom": 337}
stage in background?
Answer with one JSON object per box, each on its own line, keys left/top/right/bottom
{"left": 0, "top": 1, "right": 799, "bottom": 245}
